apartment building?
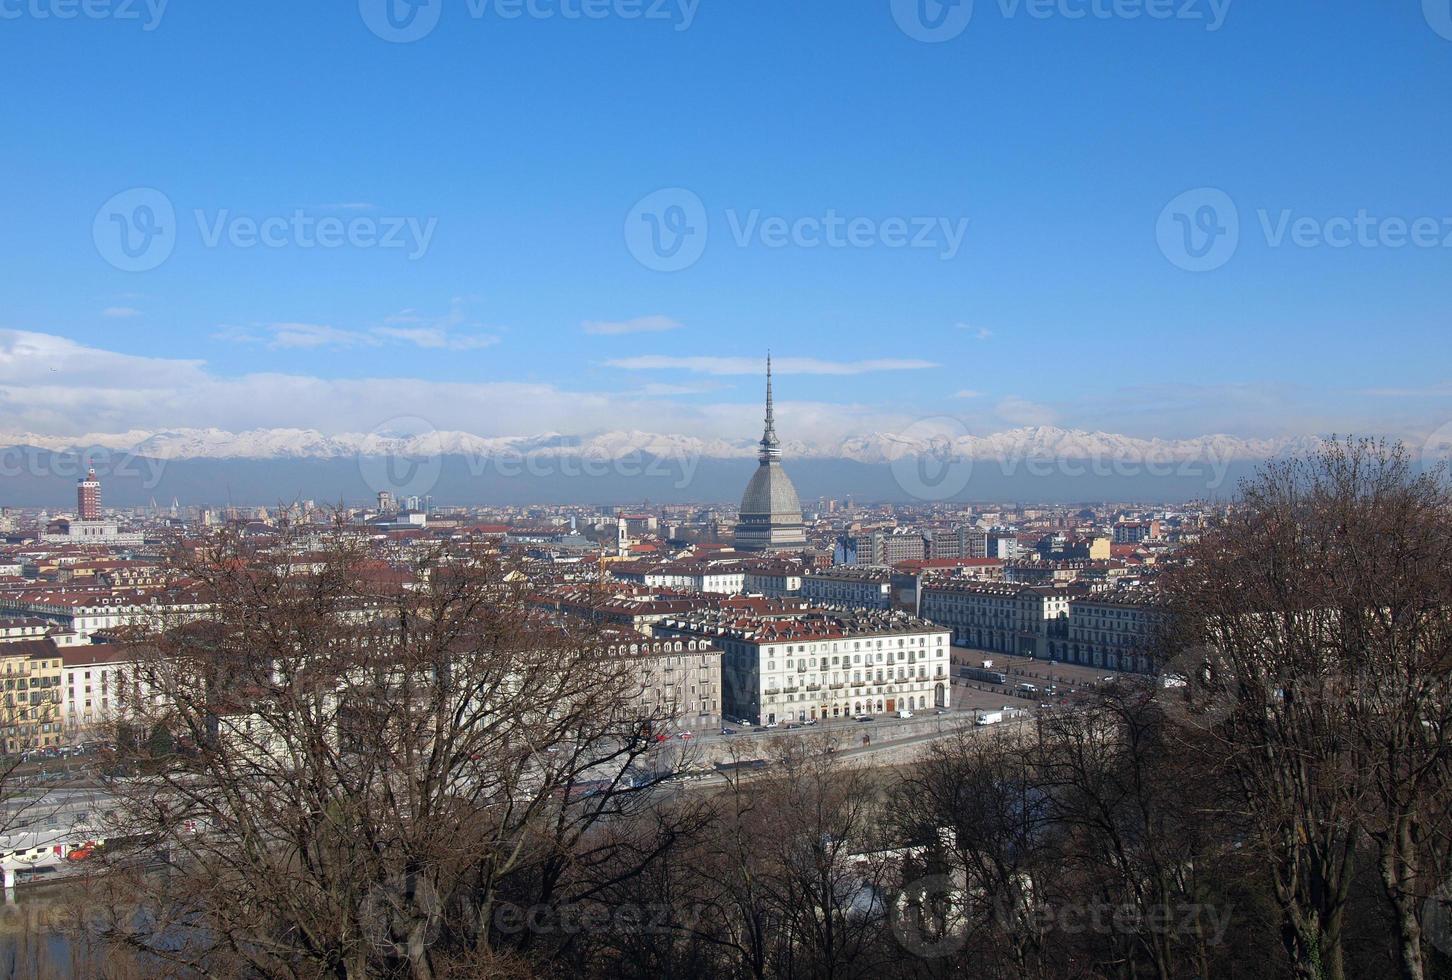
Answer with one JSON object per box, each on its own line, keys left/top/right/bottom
{"left": 917, "top": 581, "right": 1075, "bottom": 659}
{"left": 0, "top": 638, "right": 64, "bottom": 753}
{"left": 657, "top": 609, "right": 950, "bottom": 725}
{"left": 1047, "top": 590, "right": 1162, "bottom": 673}
{"left": 800, "top": 566, "right": 894, "bottom": 609}
{"left": 599, "top": 633, "right": 723, "bottom": 731}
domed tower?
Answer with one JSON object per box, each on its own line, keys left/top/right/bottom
{"left": 734, "top": 356, "right": 806, "bottom": 552}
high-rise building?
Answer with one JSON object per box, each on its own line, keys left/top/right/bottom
{"left": 77, "top": 469, "right": 101, "bottom": 520}
{"left": 733, "top": 358, "right": 806, "bottom": 553}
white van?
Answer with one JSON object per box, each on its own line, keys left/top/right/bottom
{"left": 896, "top": 708, "right": 914, "bottom": 719}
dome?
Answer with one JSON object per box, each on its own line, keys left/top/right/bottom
{"left": 733, "top": 356, "right": 807, "bottom": 552}
{"left": 739, "top": 461, "right": 803, "bottom": 519}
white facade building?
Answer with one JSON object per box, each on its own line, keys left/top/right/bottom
{"left": 658, "top": 610, "right": 950, "bottom": 725}
{"left": 800, "top": 567, "right": 894, "bottom": 609}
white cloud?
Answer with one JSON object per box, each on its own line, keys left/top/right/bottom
{"left": 372, "top": 326, "right": 499, "bottom": 350}
{"left": 957, "top": 323, "right": 994, "bottom": 341}
{"left": 0, "top": 329, "right": 1421, "bottom": 453}
{"left": 996, "top": 395, "right": 1058, "bottom": 427}
{"left": 582, "top": 315, "right": 682, "bottom": 336}
{"left": 213, "top": 302, "right": 500, "bottom": 351}
{"left": 0, "top": 330, "right": 922, "bottom": 448}
{"left": 607, "top": 356, "right": 938, "bottom": 376}
{"left": 266, "top": 323, "right": 375, "bottom": 350}
{"left": 634, "top": 382, "right": 729, "bottom": 396}
{"left": 102, "top": 307, "right": 141, "bottom": 319}
{"left": 952, "top": 389, "right": 983, "bottom": 399}
{"left": 1356, "top": 383, "right": 1452, "bottom": 398}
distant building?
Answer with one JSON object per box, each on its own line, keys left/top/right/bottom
{"left": 42, "top": 470, "right": 143, "bottom": 546}
{"left": 801, "top": 566, "right": 894, "bottom": 609}
{"left": 841, "top": 528, "right": 926, "bottom": 566}
{"left": 61, "top": 644, "right": 139, "bottom": 737}
{"left": 600, "top": 633, "right": 722, "bottom": 731}
{"left": 742, "top": 559, "right": 806, "bottom": 597}
{"left": 734, "top": 359, "right": 807, "bottom": 553}
{"left": 657, "top": 609, "right": 950, "bottom": 725}
{"left": 1114, "top": 520, "right": 1160, "bottom": 544}
{"left": 0, "top": 637, "right": 64, "bottom": 753}
{"left": 1048, "top": 591, "right": 1162, "bottom": 673}
{"left": 918, "top": 581, "right": 1074, "bottom": 659}
{"left": 76, "top": 469, "right": 101, "bottom": 521}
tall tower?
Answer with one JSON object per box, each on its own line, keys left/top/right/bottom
{"left": 77, "top": 468, "right": 102, "bottom": 521}
{"left": 733, "top": 355, "right": 806, "bottom": 552}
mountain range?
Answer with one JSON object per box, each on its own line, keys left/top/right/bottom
{"left": 0, "top": 426, "right": 1327, "bottom": 464}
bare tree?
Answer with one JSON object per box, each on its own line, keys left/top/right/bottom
{"left": 890, "top": 726, "right": 1059, "bottom": 980}
{"left": 1162, "top": 438, "right": 1452, "bottom": 980}
{"left": 1036, "top": 686, "right": 1246, "bottom": 980}
{"left": 97, "top": 524, "right": 694, "bottom": 979}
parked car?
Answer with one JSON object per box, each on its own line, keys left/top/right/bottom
{"left": 720, "top": 727, "right": 737, "bottom": 736}
{"left": 855, "top": 715, "right": 874, "bottom": 723}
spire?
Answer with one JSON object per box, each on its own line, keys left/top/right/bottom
{"left": 759, "top": 353, "right": 780, "bottom": 463}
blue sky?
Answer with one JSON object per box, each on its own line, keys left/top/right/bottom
{"left": 1, "top": 0, "right": 1450, "bottom": 449}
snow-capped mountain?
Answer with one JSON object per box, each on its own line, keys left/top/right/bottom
{"left": 0, "top": 426, "right": 1326, "bottom": 463}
